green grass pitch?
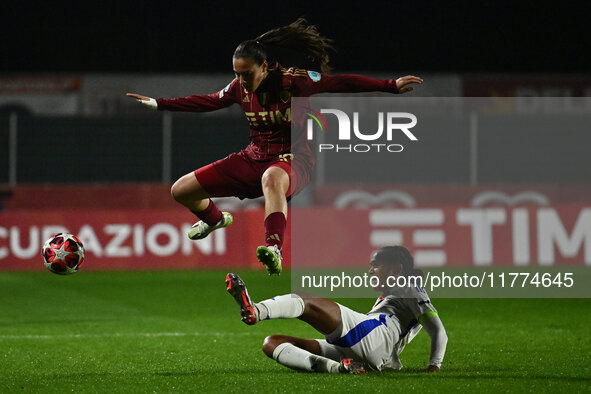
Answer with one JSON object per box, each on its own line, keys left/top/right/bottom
{"left": 1, "top": 270, "right": 590, "bottom": 392}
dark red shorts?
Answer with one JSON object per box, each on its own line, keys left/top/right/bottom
{"left": 194, "top": 150, "right": 311, "bottom": 200}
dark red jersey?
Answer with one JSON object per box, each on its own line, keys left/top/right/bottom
{"left": 156, "top": 66, "right": 399, "bottom": 162}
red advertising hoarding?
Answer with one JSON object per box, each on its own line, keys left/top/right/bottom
{"left": 1, "top": 205, "right": 589, "bottom": 271}
{"left": 0, "top": 209, "right": 282, "bottom": 271}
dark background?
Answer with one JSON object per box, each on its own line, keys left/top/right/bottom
{"left": 1, "top": 1, "right": 590, "bottom": 185}
{"left": 2, "top": 0, "right": 589, "bottom": 74}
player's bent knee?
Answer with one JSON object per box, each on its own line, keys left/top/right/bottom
{"left": 170, "top": 181, "right": 189, "bottom": 204}
{"left": 261, "top": 173, "right": 278, "bottom": 191}
{"left": 170, "top": 173, "right": 208, "bottom": 204}
{"left": 170, "top": 182, "right": 180, "bottom": 201}
{"left": 261, "top": 169, "right": 289, "bottom": 194}
{"left": 262, "top": 335, "right": 282, "bottom": 358}
{"left": 170, "top": 175, "right": 187, "bottom": 198}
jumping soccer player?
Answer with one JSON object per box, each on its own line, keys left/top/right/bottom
{"left": 226, "top": 246, "right": 447, "bottom": 374}
{"left": 127, "top": 19, "right": 422, "bottom": 275}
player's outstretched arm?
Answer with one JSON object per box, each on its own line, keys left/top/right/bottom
{"left": 421, "top": 313, "right": 448, "bottom": 372}
{"left": 126, "top": 93, "right": 157, "bottom": 110}
{"left": 298, "top": 72, "right": 422, "bottom": 95}
{"left": 128, "top": 83, "right": 238, "bottom": 113}
{"left": 395, "top": 75, "right": 423, "bottom": 94}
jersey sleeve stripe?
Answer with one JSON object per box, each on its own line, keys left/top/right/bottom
{"left": 418, "top": 311, "right": 439, "bottom": 325}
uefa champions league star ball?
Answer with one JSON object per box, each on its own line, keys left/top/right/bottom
{"left": 42, "top": 233, "right": 85, "bottom": 275}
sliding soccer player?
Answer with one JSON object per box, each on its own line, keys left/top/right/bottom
{"left": 226, "top": 246, "right": 447, "bottom": 373}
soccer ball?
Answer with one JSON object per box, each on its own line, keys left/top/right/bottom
{"left": 42, "top": 233, "right": 85, "bottom": 275}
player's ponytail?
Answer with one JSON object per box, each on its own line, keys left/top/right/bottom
{"left": 374, "top": 246, "right": 424, "bottom": 279}
{"left": 233, "top": 18, "right": 334, "bottom": 73}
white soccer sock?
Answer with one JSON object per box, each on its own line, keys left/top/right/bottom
{"left": 273, "top": 343, "right": 341, "bottom": 373}
{"left": 256, "top": 294, "right": 305, "bottom": 320}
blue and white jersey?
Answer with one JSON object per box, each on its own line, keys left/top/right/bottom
{"left": 318, "top": 284, "right": 445, "bottom": 371}
{"left": 368, "top": 285, "right": 438, "bottom": 337}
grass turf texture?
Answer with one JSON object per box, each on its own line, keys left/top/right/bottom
{"left": 1, "top": 270, "right": 590, "bottom": 393}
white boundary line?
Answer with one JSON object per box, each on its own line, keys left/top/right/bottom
{"left": 0, "top": 331, "right": 258, "bottom": 340}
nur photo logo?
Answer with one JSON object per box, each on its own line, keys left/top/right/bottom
{"left": 305, "top": 109, "right": 418, "bottom": 153}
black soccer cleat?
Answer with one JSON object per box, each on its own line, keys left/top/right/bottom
{"left": 339, "top": 358, "right": 366, "bottom": 374}
{"left": 226, "top": 273, "right": 258, "bottom": 325}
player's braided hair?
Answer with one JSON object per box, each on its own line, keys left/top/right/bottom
{"left": 373, "top": 246, "right": 424, "bottom": 278}
{"left": 233, "top": 18, "right": 334, "bottom": 73}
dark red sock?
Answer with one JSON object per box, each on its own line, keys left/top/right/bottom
{"left": 264, "top": 212, "right": 286, "bottom": 249}
{"left": 192, "top": 200, "right": 222, "bottom": 226}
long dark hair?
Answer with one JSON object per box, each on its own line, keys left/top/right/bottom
{"left": 233, "top": 18, "right": 334, "bottom": 73}
{"left": 372, "top": 246, "right": 424, "bottom": 278}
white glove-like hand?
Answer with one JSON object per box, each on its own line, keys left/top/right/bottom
{"left": 126, "top": 93, "right": 157, "bottom": 110}
{"left": 139, "top": 98, "right": 157, "bottom": 110}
